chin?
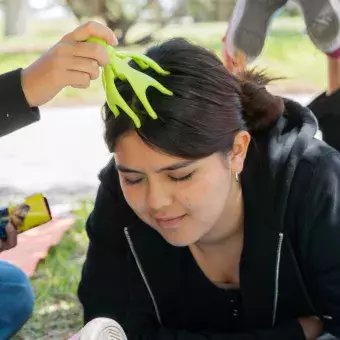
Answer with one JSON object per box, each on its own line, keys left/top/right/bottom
{"left": 165, "top": 239, "right": 191, "bottom": 247}
{"left": 159, "top": 230, "right": 201, "bottom": 248}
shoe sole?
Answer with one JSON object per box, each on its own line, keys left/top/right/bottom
{"left": 79, "top": 318, "right": 128, "bottom": 340}
{"left": 299, "top": 0, "right": 340, "bottom": 52}
{"left": 226, "top": 0, "right": 288, "bottom": 61}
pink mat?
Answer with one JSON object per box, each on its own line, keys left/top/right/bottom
{"left": 0, "top": 218, "right": 75, "bottom": 277}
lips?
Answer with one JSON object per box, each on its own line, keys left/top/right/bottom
{"left": 154, "top": 214, "right": 186, "bottom": 229}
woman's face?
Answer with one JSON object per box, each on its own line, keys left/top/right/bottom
{"left": 114, "top": 131, "right": 248, "bottom": 247}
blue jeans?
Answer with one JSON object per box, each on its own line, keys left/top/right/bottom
{"left": 0, "top": 261, "right": 34, "bottom": 339}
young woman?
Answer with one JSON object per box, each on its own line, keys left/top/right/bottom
{"left": 77, "top": 38, "right": 340, "bottom": 340}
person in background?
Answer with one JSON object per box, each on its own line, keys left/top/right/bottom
{"left": 0, "top": 21, "right": 117, "bottom": 138}
{"left": 0, "top": 21, "right": 117, "bottom": 339}
{"left": 222, "top": 0, "right": 340, "bottom": 153}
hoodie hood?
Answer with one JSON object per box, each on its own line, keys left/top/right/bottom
{"left": 239, "top": 99, "right": 319, "bottom": 327}
{"left": 266, "top": 99, "right": 318, "bottom": 232}
{"left": 243, "top": 98, "right": 318, "bottom": 232}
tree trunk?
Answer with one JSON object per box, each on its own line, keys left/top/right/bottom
{"left": 4, "top": 0, "right": 29, "bottom": 37}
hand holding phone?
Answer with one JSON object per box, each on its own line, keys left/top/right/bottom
{"left": 0, "top": 205, "right": 30, "bottom": 252}
{"left": 0, "top": 194, "right": 51, "bottom": 249}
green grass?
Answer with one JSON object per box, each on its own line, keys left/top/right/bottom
{"left": 13, "top": 200, "right": 93, "bottom": 340}
{"left": 258, "top": 28, "right": 327, "bottom": 92}
{"left": 0, "top": 17, "right": 327, "bottom": 106}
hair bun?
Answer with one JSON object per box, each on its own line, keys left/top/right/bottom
{"left": 236, "top": 69, "right": 284, "bottom": 132}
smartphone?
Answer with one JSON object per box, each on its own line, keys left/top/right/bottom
{"left": 0, "top": 193, "right": 52, "bottom": 240}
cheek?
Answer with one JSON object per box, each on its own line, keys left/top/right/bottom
{"left": 120, "top": 181, "right": 146, "bottom": 215}
{"left": 179, "top": 170, "right": 230, "bottom": 211}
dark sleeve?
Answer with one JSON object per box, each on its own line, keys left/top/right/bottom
{"left": 303, "top": 151, "right": 340, "bottom": 337}
{"left": 78, "top": 181, "right": 305, "bottom": 340}
{"left": 307, "top": 90, "right": 340, "bottom": 152}
{"left": 0, "top": 69, "right": 40, "bottom": 137}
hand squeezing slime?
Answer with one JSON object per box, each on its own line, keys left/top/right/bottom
{"left": 87, "top": 37, "right": 173, "bottom": 128}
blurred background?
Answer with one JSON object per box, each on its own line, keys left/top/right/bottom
{"left": 0, "top": 0, "right": 328, "bottom": 338}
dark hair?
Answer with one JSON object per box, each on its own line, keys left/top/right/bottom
{"left": 102, "top": 38, "right": 284, "bottom": 159}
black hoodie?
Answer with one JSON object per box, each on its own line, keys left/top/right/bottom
{"left": 0, "top": 69, "right": 40, "bottom": 137}
{"left": 78, "top": 99, "right": 340, "bottom": 339}
{"left": 308, "top": 89, "right": 340, "bottom": 152}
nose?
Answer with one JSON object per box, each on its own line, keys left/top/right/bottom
{"left": 146, "top": 180, "right": 173, "bottom": 211}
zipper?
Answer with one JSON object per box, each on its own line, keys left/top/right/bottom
{"left": 272, "top": 232, "right": 284, "bottom": 326}
{"left": 124, "top": 227, "right": 163, "bottom": 326}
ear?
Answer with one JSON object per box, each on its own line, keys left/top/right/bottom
{"left": 229, "top": 131, "right": 251, "bottom": 175}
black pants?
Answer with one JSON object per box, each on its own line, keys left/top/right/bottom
{"left": 308, "top": 89, "right": 340, "bottom": 153}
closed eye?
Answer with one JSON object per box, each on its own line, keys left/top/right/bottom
{"left": 123, "top": 171, "right": 195, "bottom": 185}
{"left": 169, "top": 171, "right": 195, "bottom": 182}
{"left": 123, "top": 177, "right": 143, "bottom": 185}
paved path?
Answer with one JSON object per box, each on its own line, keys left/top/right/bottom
{"left": 0, "top": 105, "right": 111, "bottom": 205}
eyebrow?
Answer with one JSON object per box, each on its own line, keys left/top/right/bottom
{"left": 116, "top": 160, "right": 196, "bottom": 174}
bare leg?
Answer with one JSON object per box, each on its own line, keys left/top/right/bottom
{"left": 328, "top": 57, "right": 340, "bottom": 95}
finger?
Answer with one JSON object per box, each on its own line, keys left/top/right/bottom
{"left": 17, "top": 204, "right": 30, "bottom": 219}
{"left": 12, "top": 204, "right": 29, "bottom": 220}
{"left": 63, "top": 70, "right": 91, "bottom": 89}
{"left": 5, "top": 223, "right": 17, "bottom": 249}
{"left": 10, "top": 214, "right": 24, "bottom": 229}
{"left": 52, "top": 42, "right": 109, "bottom": 67}
{"left": 72, "top": 42, "right": 109, "bottom": 67}
{"left": 61, "top": 21, "right": 118, "bottom": 46}
{"left": 65, "top": 56, "right": 100, "bottom": 80}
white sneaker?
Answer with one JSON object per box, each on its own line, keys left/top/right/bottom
{"left": 298, "top": 0, "right": 340, "bottom": 53}
{"left": 79, "top": 318, "right": 128, "bottom": 340}
{"left": 224, "top": 0, "right": 288, "bottom": 63}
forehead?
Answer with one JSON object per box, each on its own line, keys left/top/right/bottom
{"left": 114, "top": 131, "right": 186, "bottom": 167}
{"left": 114, "top": 132, "right": 220, "bottom": 171}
